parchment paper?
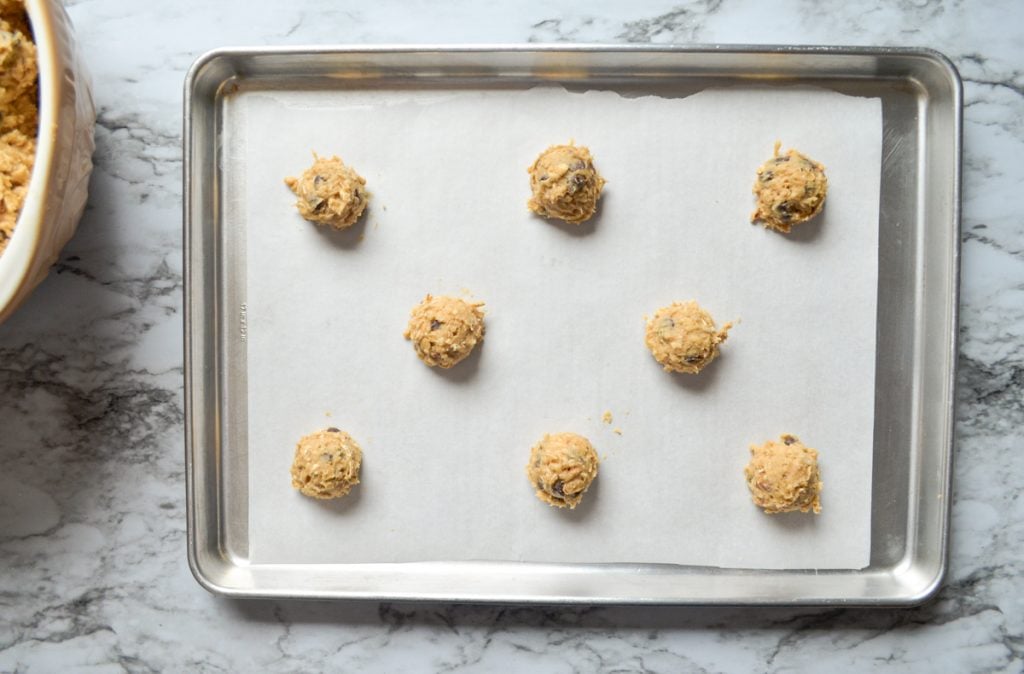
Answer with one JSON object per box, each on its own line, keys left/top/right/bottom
{"left": 226, "top": 85, "right": 881, "bottom": 569}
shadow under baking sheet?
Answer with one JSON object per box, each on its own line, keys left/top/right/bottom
{"left": 223, "top": 592, "right": 948, "bottom": 633}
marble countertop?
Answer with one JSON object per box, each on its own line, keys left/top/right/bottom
{"left": 2, "top": 0, "right": 1022, "bottom": 670}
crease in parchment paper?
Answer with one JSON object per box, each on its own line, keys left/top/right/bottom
{"left": 225, "top": 85, "right": 882, "bottom": 570}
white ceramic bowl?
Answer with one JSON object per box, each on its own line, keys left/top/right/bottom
{"left": 0, "top": 0, "right": 94, "bottom": 325}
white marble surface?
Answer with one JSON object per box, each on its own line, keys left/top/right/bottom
{"left": 1, "top": 0, "right": 1021, "bottom": 671}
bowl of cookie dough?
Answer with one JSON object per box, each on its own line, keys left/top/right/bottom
{"left": 0, "top": 0, "right": 94, "bottom": 325}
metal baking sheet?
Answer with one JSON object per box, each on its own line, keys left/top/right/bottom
{"left": 183, "top": 45, "right": 961, "bottom": 605}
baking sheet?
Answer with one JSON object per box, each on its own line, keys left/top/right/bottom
{"left": 228, "top": 85, "right": 881, "bottom": 569}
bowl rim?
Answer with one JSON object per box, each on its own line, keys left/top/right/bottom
{"left": 0, "top": 0, "right": 61, "bottom": 314}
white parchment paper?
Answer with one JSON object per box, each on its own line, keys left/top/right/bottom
{"left": 226, "top": 85, "right": 881, "bottom": 569}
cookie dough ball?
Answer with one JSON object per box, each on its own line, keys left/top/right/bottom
{"left": 744, "top": 434, "right": 822, "bottom": 514}
{"left": 290, "top": 428, "right": 363, "bottom": 499}
{"left": 403, "top": 294, "right": 485, "bottom": 369}
{"left": 645, "top": 301, "right": 732, "bottom": 374}
{"left": 751, "top": 142, "right": 828, "bottom": 233}
{"left": 527, "top": 143, "right": 606, "bottom": 224}
{"left": 526, "top": 432, "right": 599, "bottom": 509}
{"left": 284, "top": 154, "right": 368, "bottom": 229}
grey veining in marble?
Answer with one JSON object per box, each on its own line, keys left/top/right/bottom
{"left": 1, "top": 0, "right": 1022, "bottom": 671}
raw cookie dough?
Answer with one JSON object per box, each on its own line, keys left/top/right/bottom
{"left": 527, "top": 142, "right": 605, "bottom": 224}
{"left": 290, "top": 427, "right": 363, "bottom": 499}
{"left": 644, "top": 301, "right": 732, "bottom": 374}
{"left": 284, "top": 153, "right": 368, "bottom": 229}
{"left": 526, "top": 432, "right": 599, "bottom": 509}
{"left": 0, "top": 2, "right": 38, "bottom": 257}
{"left": 744, "top": 434, "right": 822, "bottom": 514}
{"left": 751, "top": 141, "right": 828, "bottom": 233}
{"left": 403, "top": 294, "right": 485, "bottom": 369}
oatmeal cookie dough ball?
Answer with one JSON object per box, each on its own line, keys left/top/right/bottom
{"left": 526, "top": 432, "right": 599, "bottom": 509}
{"left": 527, "top": 142, "right": 606, "bottom": 224}
{"left": 404, "top": 294, "right": 485, "bottom": 369}
{"left": 744, "top": 434, "right": 822, "bottom": 514}
{"left": 751, "top": 142, "right": 828, "bottom": 233}
{"left": 290, "top": 428, "right": 363, "bottom": 500}
{"left": 645, "top": 301, "right": 732, "bottom": 374}
{"left": 284, "top": 153, "right": 368, "bottom": 229}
